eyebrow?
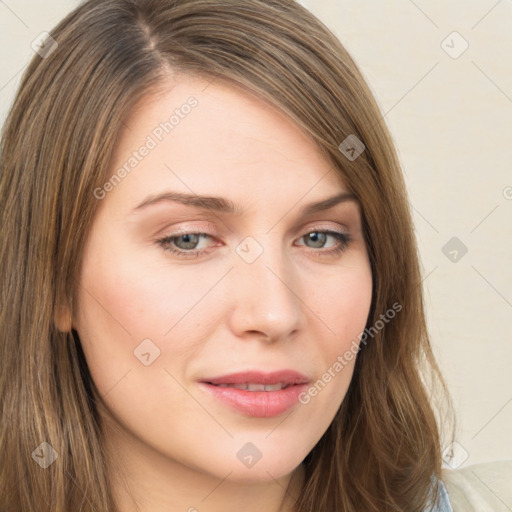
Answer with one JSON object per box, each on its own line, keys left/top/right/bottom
{"left": 131, "top": 190, "right": 357, "bottom": 217}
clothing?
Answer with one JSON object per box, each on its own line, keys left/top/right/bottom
{"left": 430, "top": 480, "right": 454, "bottom": 512}
{"left": 441, "top": 460, "right": 512, "bottom": 511}
{"left": 422, "top": 478, "right": 454, "bottom": 511}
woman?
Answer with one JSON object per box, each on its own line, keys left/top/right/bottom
{"left": 1, "top": 1, "right": 508, "bottom": 511}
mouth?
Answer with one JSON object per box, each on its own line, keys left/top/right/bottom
{"left": 209, "top": 382, "right": 293, "bottom": 391}
{"left": 199, "top": 370, "right": 311, "bottom": 417}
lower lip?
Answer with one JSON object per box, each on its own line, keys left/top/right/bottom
{"left": 200, "top": 383, "right": 309, "bottom": 417}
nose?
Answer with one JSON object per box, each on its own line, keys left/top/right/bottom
{"left": 226, "top": 238, "right": 306, "bottom": 343}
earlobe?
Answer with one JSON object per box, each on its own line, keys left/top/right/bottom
{"left": 54, "top": 304, "right": 73, "bottom": 332}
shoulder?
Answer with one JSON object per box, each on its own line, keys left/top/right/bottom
{"left": 440, "top": 460, "right": 512, "bottom": 511}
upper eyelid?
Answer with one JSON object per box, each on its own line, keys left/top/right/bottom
{"left": 161, "top": 223, "right": 350, "bottom": 238}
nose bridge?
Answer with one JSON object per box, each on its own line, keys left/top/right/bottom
{"left": 228, "top": 233, "right": 304, "bottom": 339}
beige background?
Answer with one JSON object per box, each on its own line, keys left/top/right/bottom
{"left": 1, "top": 0, "right": 511, "bottom": 468}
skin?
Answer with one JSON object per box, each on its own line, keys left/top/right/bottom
{"left": 62, "top": 73, "right": 373, "bottom": 512}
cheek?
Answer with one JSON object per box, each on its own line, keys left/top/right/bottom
{"left": 78, "top": 233, "right": 213, "bottom": 337}
{"left": 303, "top": 259, "right": 372, "bottom": 401}
{"left": 310, "top": 259, "right": 373, "bottom": 350}
{"left": 286, "top": 263, "right": 372, "bottom": 456}
{"left": 74, "top": 233, "right": 209, "bottom": 395}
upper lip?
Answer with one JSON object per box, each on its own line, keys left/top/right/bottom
{"left": 201, "top": 370, "right": 310, "bottom": 386}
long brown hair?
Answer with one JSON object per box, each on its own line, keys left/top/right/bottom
{"left": 0, "top": 1, "right": 453, "bottom": 510}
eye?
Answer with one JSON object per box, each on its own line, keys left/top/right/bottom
{"left": 157, "top": 231, "right": 216, "bottom": 259}
{"left": 156, "top": 227, "right": 352, "bottom": 259}
{"left": 296, "top": 229, "right": 352, "bottom": 257}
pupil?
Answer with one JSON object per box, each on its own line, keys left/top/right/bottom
{"left": 178, "top": 233, "right": 199, "bottom": 249}
{"left": 308, "top": 232, "right": 326, "bottom": 248}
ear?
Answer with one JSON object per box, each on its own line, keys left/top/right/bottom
{"left": 54, "top": 304, "right": 73, "bottom": 332}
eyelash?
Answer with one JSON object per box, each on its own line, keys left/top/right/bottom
{"left": 156, "top": 226, "right": 353, "bottom": 260}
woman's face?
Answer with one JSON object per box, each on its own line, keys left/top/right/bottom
{"left": 73, "top": 74, "right": 372, "bottom": 485}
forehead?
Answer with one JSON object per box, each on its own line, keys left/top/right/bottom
{"left": 102, "top": 74, "right": 349, "bottom": 214}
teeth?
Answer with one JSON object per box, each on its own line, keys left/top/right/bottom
{"left": 247, "top": 383, "right": 266, "bottom": 391}
{"left": 214, "top": 383, "right": 288, "bottom": 391}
